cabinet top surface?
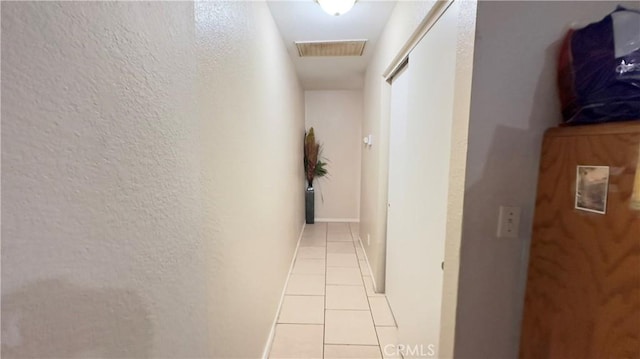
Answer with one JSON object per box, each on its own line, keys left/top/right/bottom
{"left": 546, "top": 121, "right": 640, "bottom": 137}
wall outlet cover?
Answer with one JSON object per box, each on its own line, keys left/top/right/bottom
{"left": 497, "top": 206, "right": 521, "bottom": 238}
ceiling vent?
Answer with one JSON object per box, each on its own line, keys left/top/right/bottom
{"left": 295, "top": 40, "right": 367, "bottom": 57}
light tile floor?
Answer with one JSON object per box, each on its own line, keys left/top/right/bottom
{"left": 270, "top": 222, "right": 399, "bottom": 359}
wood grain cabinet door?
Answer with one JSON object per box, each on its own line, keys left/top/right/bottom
{"left": 520, "top": 123, "right": 640, "bottom": 359}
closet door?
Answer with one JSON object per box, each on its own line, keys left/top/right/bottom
{"left": 385, "top": 1, "right": 461, "bottom": 356}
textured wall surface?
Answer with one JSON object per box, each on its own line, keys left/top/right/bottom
{"left": 455, "top": 2, "right": 638, "bottom": 358}
{"left": 2, "top": 2, "right": 303, "bottom": 358}
{"left": 305, "top": 90, "right": 362, "bottom": 221}
{"left": 196, "top": 2, "right": 305, "bottom": 358}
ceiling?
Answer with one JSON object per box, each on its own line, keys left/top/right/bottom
{"left": 267, "top": 0, "right": 397, "bottom": 90}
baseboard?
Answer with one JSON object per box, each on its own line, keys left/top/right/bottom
{"left": 315, "top": 218, "right": 359, "bottom": 223}
{"left": 262, "top": 221, "right": 306, "bottom": 359}
{"left": 355, "top": 234, "right": 380, "bottom": 293}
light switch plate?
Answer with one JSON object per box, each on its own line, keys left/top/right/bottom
{"left": 497, "top": 206, "right": 521, "bottom": 238}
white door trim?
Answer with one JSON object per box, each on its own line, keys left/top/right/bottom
{"left": 383, "top": 0, "right": 455, "bottom": 83}
{"left": 437, "top": 1, "right": 478, "bottom": 356}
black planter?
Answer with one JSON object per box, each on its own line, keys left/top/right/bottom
{"left": 305, "top": 186, "right": 315, "bottom": 224}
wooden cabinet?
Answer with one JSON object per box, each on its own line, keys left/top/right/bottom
{"left": 520, "top": 122, "right": 640, "bottom": 358}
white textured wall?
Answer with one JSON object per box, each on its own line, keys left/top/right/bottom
{"left": 1, "top": 2, "right": 303, "bottom": 358}
{"left": 359, "top": 1, "right": 437, "bottom": 292}
{"left": 305, "top": 91, "right": 362, "bottom": 221}
{"left": 455, "top": 2, "right": 638, "bottom": 358}
{"left": 196, "top": 2, "right": 305, "bottom": 357}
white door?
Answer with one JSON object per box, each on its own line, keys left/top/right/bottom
{"left": 385, "top": 2, "right": 461, "bottom": 357}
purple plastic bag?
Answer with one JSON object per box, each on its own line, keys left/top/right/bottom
{"left": 558, "top": 6, "right": 640, "bottom": 125}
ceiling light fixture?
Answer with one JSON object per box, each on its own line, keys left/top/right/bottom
{"left": 316, "top": 0, "right": 357, "bottom": 16}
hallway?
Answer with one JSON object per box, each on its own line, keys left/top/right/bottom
{"left": 2, "top": 2, "right": 464, "bottom": 357}
{"left": 5, "top": 1, "right": 634, "bottom": 358}
{"left": 269, "top": 222, "right": 398, "bottom": 359}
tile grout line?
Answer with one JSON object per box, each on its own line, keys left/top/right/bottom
{"left": 326, "top": 224, "right": 371, "bottom": 347}
{"left": 346, "top": 223, "right": 385, "bottom": 358}
{"left": 262, "top": 222, "right": 306, "bottom": 359}
{"left": 358, "top": 229, "right": 399, "bottom": 327}
{"left": 322, "top": 223, "right": 392, "bottom": 357}
{"left": 354, "top": 233, "right": 380, "bottom": 293}
{"left": 325, "top": 344, "right": 380, "bottom": 347}
{"left": 350, "top": 223, "right": 387, "bottom": 359}
{"left": 323, "top": 222, "right": 328, "bottom": 359}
